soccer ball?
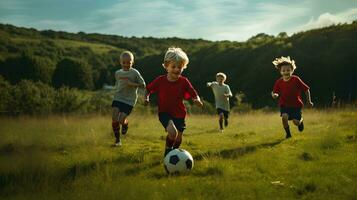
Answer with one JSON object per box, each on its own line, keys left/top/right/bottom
{"left": 164, "top": 149, "right": 194, "bottom": 174}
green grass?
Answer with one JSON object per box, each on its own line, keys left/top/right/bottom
{"left": 0, "top": 109, "right": 356, "bottom": 200}
{"left": 9, "top": 36, "right": 121, "bottom": 54}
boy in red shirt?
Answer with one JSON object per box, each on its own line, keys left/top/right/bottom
{"left": 145, "top": 47, "right": 203, "bottom": 156}
{"left": 271, "top": 56, "right": 313, "bottom": 138}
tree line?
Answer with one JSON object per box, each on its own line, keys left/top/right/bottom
{"left": 0, "top": 22, "right": 356, "bottom": 111}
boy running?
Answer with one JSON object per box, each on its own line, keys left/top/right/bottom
{"left": 271, "top": 56, "right": 313, "bottom": 138}
{"left": 207, "top": 72, "right": 233, "bottom": 132}
{"left": 145, "top": 47, "right": 203, "bottom": 156}
{"left": 112, "top": 51, "right": 146, "bottom": 146}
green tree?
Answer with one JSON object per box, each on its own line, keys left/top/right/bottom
{"left": 52, "top": 58, "right": 94, "bottom": 89}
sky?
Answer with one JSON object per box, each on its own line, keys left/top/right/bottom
{"left": 1, "top": 0, "right": 357, "bottom": 41}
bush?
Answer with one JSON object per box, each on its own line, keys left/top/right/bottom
{"left": 52, "top": 58, "right": 93, "bottom": 90}
{"left": 0, "top": 54, "right": 54, "bottom": 84}
{"left": 0, "top": 76, "right": 13, "bottom": 112}
{"left": 10, "top": 80, "right": 55, "bottom": 115}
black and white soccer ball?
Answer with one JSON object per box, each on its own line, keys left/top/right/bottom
{"left": 164, "top": 149, "right": 194, "bottom": 174}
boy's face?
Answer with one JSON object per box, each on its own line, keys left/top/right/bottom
{"left": 280, "top": 65, "right": 293, "bottom": 78}
{"left": 164, "top": 61, "right": 185, "bottom": 79}
{"left": 120, "top": 56, "right": 133, "bottom": 70}
{"left": 216, "top": 76, "right": 225, "bottom": 84}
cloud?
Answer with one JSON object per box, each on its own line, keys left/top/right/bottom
{"left": 90, "top": 0, "right": 308, "bottom": 41}
{"left": 295, "top": 8, "right": 357, "bottom": 31}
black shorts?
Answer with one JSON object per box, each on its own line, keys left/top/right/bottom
{"left": 280, "top": 106, "right": 302, "bottom": 121}
{"left": 112, "top": 101, "right": 133, "bottom": 115}
{"left": 158, "top": 112, "right": 186, "bottom": 133}
{"left": 217, "top": 108, "right": 229, "bottom": 119}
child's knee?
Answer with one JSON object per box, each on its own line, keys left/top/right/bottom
{"left": 292, "top": 119, "right": 300, "bottom": 125}
{"left": 112, "top": 108, "right": 119, "bottom": 120}
{"left": 219, "top": 114, "right": 224, "bottom": 120}
{"left": 118, "top": 113, "right": 127, "bottom": 124}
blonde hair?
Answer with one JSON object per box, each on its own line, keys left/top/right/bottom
{"left": 272, "top": 56, "right": 296, "bottom": 70}
{"left": 163, "top": 47, "right": 189, "bottom": 68}
{"left": 120, "top": 51, "right": 134, "bottom": 61}
{"left": 216, "top": 72, "right": 227, "bottom": 81}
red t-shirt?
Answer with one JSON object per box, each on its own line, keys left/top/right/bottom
{"left": 146, "top": 75, "right": 198, "bottom": 118}
{"left": 273, "top": 75, "right": 310, "bottom": 108}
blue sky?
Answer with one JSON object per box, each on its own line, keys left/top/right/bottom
{"left": 1, "top": 0, "right": 357, "bottom": 41}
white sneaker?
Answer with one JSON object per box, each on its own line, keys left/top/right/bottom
{"left": 114, "top": 140, "right": 122, "bottom": 147}
{"left": 220, "top": 129, "right": 224, "bottom": 133}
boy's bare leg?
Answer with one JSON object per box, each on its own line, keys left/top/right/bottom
{"left": 293, "top": 118, "right": 304, "bottom": 132}
{"left": 173, "top": 132, "right": 183, "bottom": 149}
{"left": 112, "top": 107, "right": 121, "bottom": 144}
{"left": 219, "top": 114, "right": 224, "bottom": 131}
{"left": 118, "top": 113, "right": 129, "bottom": 135}
{"left": 165, "top": 120, "right": 178, "bottom": 156}
{"left": 281, "top": 113, "right": 291, "bottom": 138}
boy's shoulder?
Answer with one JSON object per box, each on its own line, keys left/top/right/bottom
{"left": 223, "top": 83, "right": 230, "bottom": 87}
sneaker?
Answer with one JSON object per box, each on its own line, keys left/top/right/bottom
{"left": 298, "top": 121, "right": 304, "bottom": 132}
{"left": 164, "top": 148, "right": 173, "bottom": 157}
{"left": 112, "top": 139, "right": 122, "bottom": 147}
{"left": 121, "top": 123, "right": 128, "bottom": 135}
{"left": 220, "top": 129, "right": 224, "bottom": 133}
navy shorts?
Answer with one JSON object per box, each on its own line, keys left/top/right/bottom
{"left": 158, "top": 112, "right": 186, "bottom": 133}
{"left": 280, "top": 106, "right": 302, "bottom": 120}
{"left": 112, "top": 101, "right": 133, "bottom": 115}
{"left": 217, "top": 108, "right": 229, "bottom": 119}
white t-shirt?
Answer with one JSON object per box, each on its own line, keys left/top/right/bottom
{"left": 113, "top": 68, "right": 145, "bottom": 106}
{"left": 208, "top": 82, "right": 232, "bottom": 111}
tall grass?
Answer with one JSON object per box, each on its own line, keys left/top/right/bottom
{"left": 0, "top": 109, "right": 356, "bottom": 199}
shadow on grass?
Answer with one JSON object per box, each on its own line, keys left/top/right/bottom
{"left": 194, "top": 139, "right": 284, "bottom": 160}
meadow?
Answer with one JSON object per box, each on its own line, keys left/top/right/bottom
{"left": 0, "top": 109, "right": 356, "bottom": 200}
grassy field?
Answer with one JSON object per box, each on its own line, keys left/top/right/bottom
{"left": 0, "top": 109, "right": 356, "bottom": 200}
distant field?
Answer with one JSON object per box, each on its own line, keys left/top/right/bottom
{"left": 0, "top": 109, "right": 356, "bottom": 199}
{"left": 8, "top": 36, "right": 122, "bottom": 54}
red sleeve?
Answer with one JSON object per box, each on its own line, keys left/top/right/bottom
{"left": 184, "top": 78, "right": 198, "bottom": 100}
{"left": 146, "top": 77, "right": 160, "bottom": 98}
{"left": 273, "top": 79, "right": 280, "bottom": 93}
{"left": 296, "top": 76, "right": 309, "bottom": 91}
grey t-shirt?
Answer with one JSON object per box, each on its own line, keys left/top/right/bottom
{"left": 113, "top": 68, "right": 146, "bottom": 106}
{"left": 208, "top": 82, "right": 232, "bottom": 111}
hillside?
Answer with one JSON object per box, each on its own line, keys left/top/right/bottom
{"left": 0, "top": 22, "right": 357, "bottom": 108}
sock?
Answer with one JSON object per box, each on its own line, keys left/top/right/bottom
{"left": 224, "top": 118, "right": 228, "bottom": 127}
{"left": 112, "top": 121, "right": 120, "bottom": 141}
{"left": 284, "top": 126, "right": 291, "bottom": 138}
{"left": 173, "top": 138, "right": 182, "bottom": 149}
{"left": 165, "top": 135, "right": 174, "bottom": 149}
{"left": 219, "top": 118, "right": 223, "bottom": 130}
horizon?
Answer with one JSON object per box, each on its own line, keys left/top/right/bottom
{"left": 1, "top": 0, "right": 357, "bottom": 42}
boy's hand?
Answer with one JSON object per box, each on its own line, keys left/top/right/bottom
{"left": 144, "top": 98, "right": 149, "bottom": 106}
{"left": 193, "top": 97, "right": 204, "bottom": 107}
{"left": 206, "top": 82, "right": 212, "bottom": 87}
{"left": 271, "top": 92, "right": 279, "bottom": 99}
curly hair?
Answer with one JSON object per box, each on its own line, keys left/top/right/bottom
{"left": 272, "top": 56, "right": 296, "bottom": 70}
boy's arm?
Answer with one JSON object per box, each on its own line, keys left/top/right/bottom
{"left": 224, "top": 85, "right": 233, "bottom": 97}
{"left": 305, "top": 89, "right": 314, "bottom": 107}
{"left": 192, "top": 96, "right": 204, "bottom": 107}
{"left": 127, "top": 72, "right": 146, "bottom": 88}
{"left": 144, "top": 78, "right": 158, "bottom": 106}
{"left": 272, "top": 80, "right": 279, "bottom": 99}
